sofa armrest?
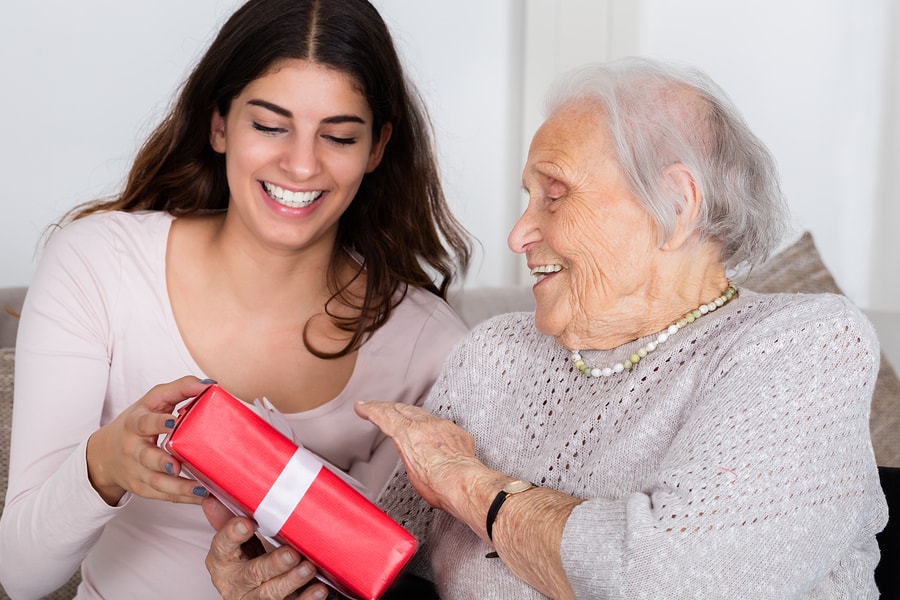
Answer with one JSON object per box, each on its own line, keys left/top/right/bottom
{"left": 0, "top": 287, "right": 26, "bottom": 349}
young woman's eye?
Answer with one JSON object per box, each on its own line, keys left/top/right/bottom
{"left": 323, "top": 135, "right": 357, "bottom": 146}
{"left": 252, "top": 122, "right": 286, "bottom": 134}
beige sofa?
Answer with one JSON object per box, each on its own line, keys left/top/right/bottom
{"left": 1, "top": 231, "right": 899, "bottom": 599}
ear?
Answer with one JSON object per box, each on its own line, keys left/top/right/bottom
{"left": 365, "top": 122, "right": 393, "bottom": 173}
{"left": 210, "top": 110, "right": 227, "bottom": 154}
{"left": 660, "top": 163, "right": 702, "bottom": 251}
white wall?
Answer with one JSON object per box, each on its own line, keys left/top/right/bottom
{"left": 0, "top": 0, "right": 522, "bottom": 289}
{"left": 520, "top": 0, "right": 898, "bottom": 311}
{"left": 373, "top": 0, "right": 524, "bottom": 287}
{"left": 2, "top": 1, "right": 898, "bottom": 312}
{"left": 637, "top": 0, "right": 893, "bottom": 310}
{"left": 0, "top": 0, "right": 242, "bottom": 286}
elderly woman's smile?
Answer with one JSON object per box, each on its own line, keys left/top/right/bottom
{"left": 529, "top": 263, "right": 563, "bottom": 281}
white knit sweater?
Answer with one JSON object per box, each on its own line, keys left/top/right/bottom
{"left": 380, "top": 290, "right": 888, "bottom": 599}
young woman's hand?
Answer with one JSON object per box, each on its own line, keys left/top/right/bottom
{"left": 85, "top": 376, "right": 210, "bottom": 505}
{"left": 203, "top": 496, "right": 329, "bottom": 600}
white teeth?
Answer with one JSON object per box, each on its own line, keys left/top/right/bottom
{"left": 530, "top": 264, "right": 563, "bottom": 279}
{"left": 263, "top": 182, "right": 323, "bottom": 208}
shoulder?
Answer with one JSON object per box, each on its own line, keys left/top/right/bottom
{"left": 30, "top": 211, "right": 174, "bottom": 315}
{"left": 736, "top": 290, "right": 875, "bottom": 344}
{"left": 386, "top": 286, "right": 469, "bottom": 347}
{"left": 717, "top": 290, "right": 880, "bottom": 378}
{"left": 366, "top": 286, "right": 468, "bottom": 364}
{"left": 38, "top": 211, "right": 169, "bottom": 275}
{"left": 47, "top": 210, "right": 173, "bottom": 256}
{"left": 394, "top": 286, "right": 468, "bottom": 334}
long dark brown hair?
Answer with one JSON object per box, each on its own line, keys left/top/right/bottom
{"left": 66, "top": 0, "right": 471, "bottom": 357}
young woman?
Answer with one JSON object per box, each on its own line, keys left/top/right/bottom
{"left": 0, "top": 1, "right": 471, "bottom": 598}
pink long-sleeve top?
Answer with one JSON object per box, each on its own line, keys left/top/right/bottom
{"left": 0, "top": 210, "right": 467, "bottom": 599}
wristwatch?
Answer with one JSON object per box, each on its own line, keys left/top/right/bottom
{"left": 485, "top": 479, "right": 537, "bottom": 542}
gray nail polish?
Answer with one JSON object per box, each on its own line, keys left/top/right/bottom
{"left": 192, "top": 487, "right": 208, "bottom": 497}
{"left": 199, "top": 378, "right": 217, "bottom": 385}
{"left": 164, "top": 419, "right": 175, "bottom": 429}
{"left": 165, "top": 463, "right": 174, "bottom": 475}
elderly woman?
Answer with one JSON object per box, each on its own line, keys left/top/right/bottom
{"left": 205, "top": 57, "right": 887, "bottom": 599}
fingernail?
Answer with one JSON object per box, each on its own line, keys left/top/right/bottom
{"left": 283, "top": 552, "right": 301, "bottom": 568}
{"left": 235, "top": 520, "right": 250, "bottom": 536}
{"left": 192, "top": 486, "right": 208, "bottom": 497}
{"left": 165, "top": 463, "right": 174, "bottom": 475}
{"left": 199, "top": 378, "right": 217, "bottom": 384}
{"left": 164, "top": 419, "right": 175, "bottom": 429}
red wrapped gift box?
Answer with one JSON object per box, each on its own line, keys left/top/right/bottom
{"left": 164, "top": 385, "right": 416, "bottom": 600}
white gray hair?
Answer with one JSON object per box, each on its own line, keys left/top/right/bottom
{"left": 544, "top": 57, "right": 789, "bottom": 269}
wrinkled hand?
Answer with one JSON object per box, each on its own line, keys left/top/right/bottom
{"left": 202, "top": 496, "right": 328, "bottom": 600}
{"left": 85, "top": 376, "right": 210, "bottom": 505}
{"left": 354, "top": 401, "right": 487, "bottom": 517}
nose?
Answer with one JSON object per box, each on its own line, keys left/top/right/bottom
{"left": 507, "top": 200, "right": 540, "bottom": 254}
{"left": 282, "top": 133, "right": 321, "bottom": 179}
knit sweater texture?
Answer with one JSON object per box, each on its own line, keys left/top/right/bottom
{"left": 379, "top": 290, "right": 888, "bottom": 599}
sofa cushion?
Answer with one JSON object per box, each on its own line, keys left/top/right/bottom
{"left": 449, "top": 286, "right": 535, "bottom": 329}
{"left": 0, "top": 287, "right": 26, "bottom": 350}
{"left": 1, "top": 348, "right": 12, "bottom": 512}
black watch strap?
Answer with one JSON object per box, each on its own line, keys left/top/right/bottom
{"left": 485, "top": 480, "right": 536, "bottom": 542}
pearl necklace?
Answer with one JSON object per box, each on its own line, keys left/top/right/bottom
{"left": 571, "top": 282, "right": 737, "bottom": 378}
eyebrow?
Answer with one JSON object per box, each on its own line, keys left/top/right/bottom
{"left": 247, "top": 99, "right": 367, "bottom": 125}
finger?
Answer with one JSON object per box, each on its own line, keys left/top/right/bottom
{"left": 148, "top": 444, "right": 183, "bottom": 478}
{"left": 296, "top": 581, "right": 332, "bottom": 600}
{"left": 354, "top": 401, "right": 409, "bottom": 436}
{"left": 135, "top": 468, "right": 207, "bottom": 504}
{"left": 208, "top": 515, "right": 258, "bottom": 564}
{"left": 202, "top": 495, "right": 237, "bottom": 531}
{"left": 134, "top": 411, "right": 179, "bottom": 437}
{"left": 248, "top": 552, "right": 316, "bottom": 598}
{"left": 140, "top": 376, "right": 211, "bottom": 413}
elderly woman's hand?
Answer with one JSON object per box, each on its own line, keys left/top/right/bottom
{"left": 202, "top": 496, "right": 330, "bottom": 600}
{"left": 356, "top": 401, "right": 581, "bottom": 599}
{"left": 354, "top": 401, "right": 492, "bottom": 522}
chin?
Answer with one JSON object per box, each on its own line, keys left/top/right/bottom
{"left": 532, "top": 307, "right": 560, "bottom": 338}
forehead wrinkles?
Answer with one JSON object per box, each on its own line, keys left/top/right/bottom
{"left": 528, "top": 109, "right": 615, "bottom": 186}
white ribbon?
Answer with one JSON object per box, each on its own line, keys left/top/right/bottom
{"left": 254, "top": 397, "right": 294, "bottom": 440}
{"left": 254, "top": 448, "right": 323, "bottom": 538}
{"left": 253, "top": 397, "right": 370, "bottom": 498}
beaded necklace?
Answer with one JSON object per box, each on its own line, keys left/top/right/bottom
{"left": 571, "top": 282, "right": 737, "bottom": 377}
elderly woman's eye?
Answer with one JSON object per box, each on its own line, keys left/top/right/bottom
{"left": 546, "top": 179, "right": 567, "bottom": 200}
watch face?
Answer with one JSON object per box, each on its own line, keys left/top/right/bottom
{"left": 505, "top": 479, "right": 533, "bottom": 494}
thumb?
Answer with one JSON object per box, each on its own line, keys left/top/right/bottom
{"left": 202, "top": 495, "right": 236, "bottom": 532}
